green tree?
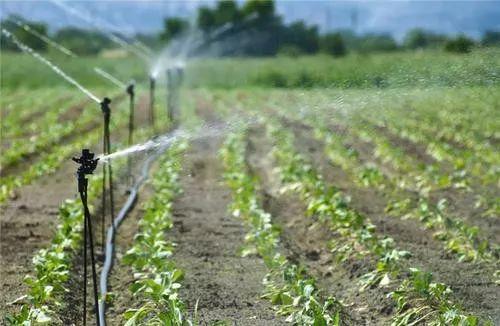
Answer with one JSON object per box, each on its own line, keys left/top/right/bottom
{"left": 214, "top": 0, "right": 241, "bottom": 26}
{"left": 242, "top": 0, "right": 275, "bottom": 19}
{"left": 197, "top": 7, "right": 216, "bottom": 32}
{"left": 444, "top": 35, "right": 475, "bottom": 53}
{"left": 161, "top": 17, "right": 189, "bottom": 42}
{"left": 320, "top": 32, "right": 347, "bottom": 57}
{"left": 404, "top": 28, "right": 447, "bottom": 49}
{"left": 1, "top": 15, "right": 48, "bottom": 51}
{"left": 284, "top": 21, "right": 319, "bottom": 54}
{"left": 54, "top": 27, "right": 111, "bottom": 55}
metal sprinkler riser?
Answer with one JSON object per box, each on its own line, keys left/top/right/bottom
{"left": 73, "top": 149, "right": 100, "bottom": 326}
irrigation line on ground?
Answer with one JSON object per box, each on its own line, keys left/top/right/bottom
{"left": 97, "top": 139, "right": 173, "bottom": 326}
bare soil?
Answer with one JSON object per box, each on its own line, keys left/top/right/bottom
{"left": 287, "top": 120, "right": 500, "bottom": 323}
{"left": 170, "top": 135, "right": 285, "bottom": 325}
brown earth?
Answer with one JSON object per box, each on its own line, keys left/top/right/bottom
{"left": 286, "top": 119, "right": 500, "bottom": 323}
{"left": 167, "top": 97, "right": 286, "bottom": 324}
{"left": 0, "top": 93, "right": 151, "bottom": 324}
{"left": 246, "top": 124, "right": 391, "bottom": 325}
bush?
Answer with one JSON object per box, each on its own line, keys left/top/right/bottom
{"left": 320, "top": 33, "right": 347, "bottom": 57}
{"left": 444, "top": 35, "right": 475, "bottom": 53}
{"left": 357, "top": 34, "right": 398, "bottom": 53}
{"left": 404, "top": 28, "right": 447, "bottom": 49}
{"left": 254, "top": 70, "right": 288, "bottom": 87}
{"left": 481, "top": 30, "right": 500, "bottom": 47}
{"left": 277, "top": 44, "right": 303, "bottom": 57}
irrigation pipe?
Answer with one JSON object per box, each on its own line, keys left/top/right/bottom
{"left": 97, "top": 140, "right": 171, "bottom": 326}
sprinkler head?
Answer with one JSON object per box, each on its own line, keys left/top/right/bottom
{"left": 73, "top": 149, "right": 99, "bottom": 176}
{"left": 100, "top": 97, "right": 112, "bottom": 115}
{"left": 126, "top": 83, "right": 134, "bottom": 97}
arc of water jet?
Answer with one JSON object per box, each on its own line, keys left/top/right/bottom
{"left": 94, "top": 67, "right": 126, "bottom": 89}
{"left": 98, "top": 116, "right": 258, "bottom": 163}
{"left": 50, "top": 0, "right": 151, "bottom": 63}
{"left": 11, "top": 19, "right": 77, "bottom": 57}
{"left": 2, "top": 28, "right": 100, "bottom": 103}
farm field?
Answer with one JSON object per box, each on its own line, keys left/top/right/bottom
{"left": 1, "top": 47, "right": 499, "bottom": 326}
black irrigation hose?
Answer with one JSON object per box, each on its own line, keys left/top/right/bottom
{"left": 98, "top": 141, "right": 171, "bottom": 326}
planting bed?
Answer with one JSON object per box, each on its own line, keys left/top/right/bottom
{"left": 1, "top": 84, "right": 499, "bottom": 325}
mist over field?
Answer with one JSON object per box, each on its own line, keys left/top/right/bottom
{"left": 1, "top": 1, "right": 499, "bottom": 325}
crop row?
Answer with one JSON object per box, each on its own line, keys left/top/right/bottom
{"left": 0, "top": 95, "right": 131, "bottom": 204}
{"left": 265, "top": 119, "right": 482, "bottom": 325}
{"left": 1, "top": 95, "right": 103, "bottom": 171}
{"left": 5, "top": 175, "right": 102, "bottom": 324}
{"left": 121, "top": 141, "right": 189, "bottom": 325}
{"left": 4, "top": 122, "right": 162, "bottom": 324}
{"left": 220, "top": 131, "right": 343, "bottom": 324}
{"left": 1, "top": 88, "right": 70, "bottom": 135}
{"left": 312, "top": 123, "right": 498, "bottom": 264}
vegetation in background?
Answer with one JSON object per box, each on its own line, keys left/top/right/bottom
{"left": 445, "top": 35, "right": 475, "bottom": 53}
{"left": 1, "top": 15, "right": 48, "bottom": 51}
{"left": 1, "top": 47, "right": 498, "bottom": 90}
{"left": 2, "top": 0, "right": 499, "bottom": 58}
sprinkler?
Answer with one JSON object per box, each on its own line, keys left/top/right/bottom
{"left": 93, "top": 68, "right": 134, "bottom": 181}
{"left": 176, "top": 66, "right": 184, "bottom": 86}
{"left": 149, "top": 76, "right": 156, "bottom": 133}
{"left": 100, "top": 98, "right": 115, "bottom": 252}
{"left": 126, "top": 83, "right": 135, "bottom": 147}
{"left": 73, "top": 149, "right": 100, "bottom": 326}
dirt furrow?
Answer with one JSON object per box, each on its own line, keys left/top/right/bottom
{"left": 170, "top": 136, "right": 284, "bottom": 325}
{"left": 288, "top": 121, "right": 500, "bottom": 323}
{"left": 246, "top": 125, "right": 389, "bottom": 325}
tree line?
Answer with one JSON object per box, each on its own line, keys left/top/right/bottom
{"left": 2, "top": 0, "right": 500, "bottom": 56}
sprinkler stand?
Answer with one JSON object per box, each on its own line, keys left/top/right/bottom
{"left": 126, "top": 83, "right": 135, "bottom": 184}
{"left": 149, "top": 76, "right": 156, "bottom": 133}
{"left": 100, "top": 98, "right": 115, "bottom": 252}
{"left": 166, "top": 68, "right": 174, "bottom": 123}
{"left": 73, "top": 149, "right": 100, "bottom": 326}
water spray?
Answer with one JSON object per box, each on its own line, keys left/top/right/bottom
{"left": 11, "top": 19, "right": 77, "bottom": 57}
{"left": 50, "top": 0, "right": 151, "bottom": 63}
{"left": 166, "top": 66, "right": 184, "bottom": 126}
{"left": 94, "top": 67, "right": 126, "bottom": 89}
{"left": 99, "top": 116, "right": 258, "bottom": 163}
{"left": 94, "top": 67, "right": 136, "bottom": 182}
{"left": 1, "top": 28, "right": 100, "bottom": 103}
{"left": 100, "top": 98, "right": 115, "bottom": 252}
{"left": 72, "top": 149, "right": 100, "bottom": 326}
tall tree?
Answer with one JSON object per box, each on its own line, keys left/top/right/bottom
{"left": 160, "top": 17, "right": 189, "bottom": 42}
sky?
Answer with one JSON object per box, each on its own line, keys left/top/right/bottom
{"left": 1, "top": 1, "right": 500, "bottom": 40}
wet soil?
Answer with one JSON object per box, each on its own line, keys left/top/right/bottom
{"left": 369, "top": 123, "right": 500, "bottom": 244}
{"left": 170, "top": 135, "right": 285, "bottom": 325}
{"left": 0, "top": 93, "right": 150, "bottom": 324}
{"left": 0, "top": 159, "right": 78, "bottom": 318}
{"left": 246, "top": 125, "right": 390, "bottom": 325}
{"left": 286, "top": 120, "right": 500, "bottom": 323}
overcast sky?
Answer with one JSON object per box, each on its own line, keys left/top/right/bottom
{"left": 1, "top": 1, "right": 499, "bottom": 40}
